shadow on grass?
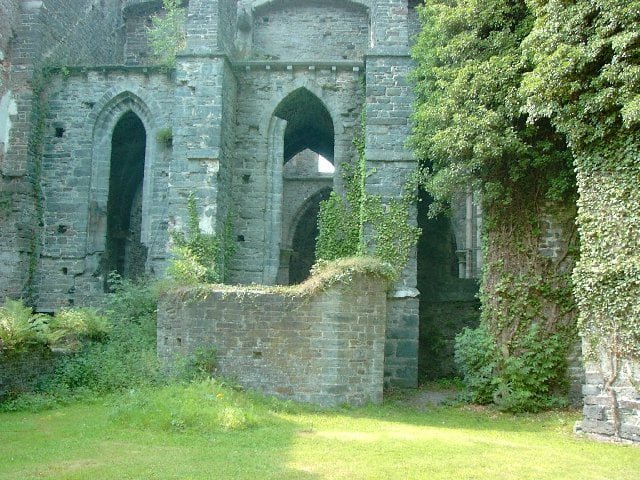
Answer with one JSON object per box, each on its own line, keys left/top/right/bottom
{"left": 325, "top": 388, "right": 582, "bottom": 436}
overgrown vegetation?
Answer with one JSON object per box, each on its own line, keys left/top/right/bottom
{"left": 519, "top": 0, "right": 640, "bottom": 434}
{"left": 411, "top": 0, "right": 578, "bottom": 411}
{"left": 316, "top": 116, "right": 424, "bottom": 279}
{"left": 168, "top": 193, "right": 235, "bottom": 285}
{"left": 0, "top": 277, "right": 162, "bottom": 410}
{"left": 0, "top": 299, "right": 109, "bottom": 354}
{"left": 455, "top": 324, "right": 570, "bottom": 412}
{"left": 147, "top": 0, "right": 187, "bottom": 67}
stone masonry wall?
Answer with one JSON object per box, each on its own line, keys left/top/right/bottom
{"left": 365, "top": 1, "right": 419, "bottom": 388}
{"left": 123, "top": 1, "right": 164, "bottom": 66}
{"left": 36, "top": 67, "right": 175, "bottom": 310}
{"left": 580, "top": 352, "right": 640, "bottom": 443}
{"left": 229, "top": 64, "right": 364, "bottom": 285}
{"left": 251, "top": 1, "right": 369, "bottom": 62}
{"left": 0, "top": 0, "right": 124, "bottom": 302}
{"left": 158, "top": 274, "right": 388, "bottom": 406}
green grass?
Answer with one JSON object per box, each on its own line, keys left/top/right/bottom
{"left": 1, "top": 383, "right": 638, "bottom": 480}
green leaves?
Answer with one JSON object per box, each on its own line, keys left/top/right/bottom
{"left": 168, "top": 194, "right": 229, "bottom": 285}
{"left": 316, "top": 118, "right": 422, "bottom": 278}
{"left": 411, "top": 0, "right": 574, "bottom": 210}
{"left": 147, "top": 0, "right": 187, "bottom": 68}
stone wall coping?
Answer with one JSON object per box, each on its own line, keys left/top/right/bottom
{"left": 48, "top": 65, "right": 173, "bottom": 77}
{"left": 233, "top": 60, "right": 365, "bottom": 72}
{"left": 283, "top": 174, "right": 334, "bottom": 181}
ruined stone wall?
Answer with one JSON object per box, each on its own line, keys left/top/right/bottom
{"left": 37, "top": 0, "right": 124, "bottom": 67}
{"left": 123, "top": 1, "right": 164, "bottom": 66}
{"left": 229, "top": 64, "right": 363, "bottom": 285}
{"left": 251, "top": 1, "right": 369, "bottom": 62}
{"left": 0, "top": 0, "right": 19, "bottom": 93}
{"left": 0, "top": 0, "right": 22, "bottom": 297}
{"left": 168, "top": 56, "right": 231, "bottom": 263}
{"left": 580, "top": 354, "right": 640, "bottom": 443}
{"left": 36, "top": 68, "right": 174, "bottom": 310}
{"left": 0, "top": 0, "right": 125, "bottom": 302}
{"left": 158, "top": 274, "right": 387, "bottom": 406}
{"left": 282, "top": 151, "right": 333, "bottom": 254}
{"left": 366, "top": 0, "right": 419, "bottom": 387}
{"left": 418, "top": 204, "right": 480, "bottom": 381}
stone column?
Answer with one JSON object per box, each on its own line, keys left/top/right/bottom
{"left": 366, "top": 0, "right": 419, "bottom": 388}
{"left": 168, "top": 0, "right": 237, "bottom": 256}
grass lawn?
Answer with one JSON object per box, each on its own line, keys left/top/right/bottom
{"left": 1, "top": 386, "right": 638, "bottom": 480}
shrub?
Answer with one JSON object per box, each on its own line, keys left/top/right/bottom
{"left": 454, "top": 325, "right": 498, "bottom": 405}
{"left": 0, "top": 279, "right": 162, "bottom": 410}
{"left": 47, "top": 308, "right": 111, "bottom": 352}
{"left": 45, "top": 278, "right": 161, "bottom": 395}
{"left": 168, "top": 194, "right": 225, "bottom": 284}
{"left": 455, "top": 323, "right": 570, "bottom": 412}
{"left": 491, "top": 325, "right": 569, "bottom": 413}
{"left": 170, "top": 345, "right": 218, "bottom": 382}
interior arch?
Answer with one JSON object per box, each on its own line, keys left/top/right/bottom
{"left": 274, "top": 87, "right": 335, "bottom": 163}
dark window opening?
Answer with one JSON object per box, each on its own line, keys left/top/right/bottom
{"left": 104, "top": 111, "right": 147, "bottom": 289}
{"left": 289, "top": 188, "right": 332, "bottom": 285}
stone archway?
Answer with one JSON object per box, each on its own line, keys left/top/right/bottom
{"left": 288, "top": 186, "right": 332, "bottom": 285}
{"left": 87, "top": 90, "right": 158, "bottom": 289}
{"left": 269, "top": 88, "right": 336, "bottom": 284}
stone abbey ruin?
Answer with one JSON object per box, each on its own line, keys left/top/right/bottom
{"left": 0, "top": 0, "right": 638, "bottom": 441}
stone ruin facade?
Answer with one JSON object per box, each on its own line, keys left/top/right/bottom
{"left": 1, "top": 0, "right": 635, "bottom": 441}
{"left": 0, "top": 0, "right": 430, "bottom": 390}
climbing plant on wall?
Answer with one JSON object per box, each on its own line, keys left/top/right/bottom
{"left": 315, "top": 117, "right": 423, "bottom": 279}
{"left": 168, "top": 194, "right": 235, "bottom": 285}
{"left": 520, "top": 0, "right": 640, "bottom": 428}
{"left": 411, "top": 0, "right": 578, "bottom": 411}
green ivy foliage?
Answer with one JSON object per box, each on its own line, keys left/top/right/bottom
{"left": 316, "top": 120, "right": 422, "bottom": 278}
{"left": 411, "top": 0, "right": 575, "bottom": 212}
{"left": 315, "top": 164, "right": 364, "bottom": 262}
{"left": 168, "top": 194, "right": 235, "bottom": 285}
{"left": 520, "top": 0, "right": 640, "bottom": 362}
{"left": 455, "top": 323, "right": 571, "bottom": 413}
{"left": 411, "top": 0, "right": 578, "bottom": 410}
{"left": 148, "top": 0, "right": 187, "bottom": 68}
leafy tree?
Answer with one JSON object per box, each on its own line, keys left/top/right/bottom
{"left": 411, "top": 0, "right": 577, "bottom": 410}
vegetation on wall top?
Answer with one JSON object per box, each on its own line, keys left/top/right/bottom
{"left": 148, "top": 0, "right": 187, "bottom": 67}
{"left": 316, "top": 115, "right": 424, "bottom": 280}
{"left": 520, "top": 0, "right": 640, "bottom": 363}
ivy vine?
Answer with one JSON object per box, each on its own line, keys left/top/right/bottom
{"left": 168, "top": 194, "right": 236, "bottom": 285}
{"left": 23, "top": 67, "right": 54, "bottom": 304}
{"left": 316, "top": 115, "right": 423, "bottom": 280}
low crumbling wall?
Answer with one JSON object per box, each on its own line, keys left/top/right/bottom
{"left": 158, "top": 274, "right": 387, "bottom": 406}
{"left": 579, "top": 351, "right": 640, "bottom": 443}
{"left": 0, "top": 346, "right": 56, "bottom": 402}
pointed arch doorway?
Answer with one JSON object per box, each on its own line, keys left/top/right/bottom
{"left": 104, "top": 111, "right": 148, "bottom": 285}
